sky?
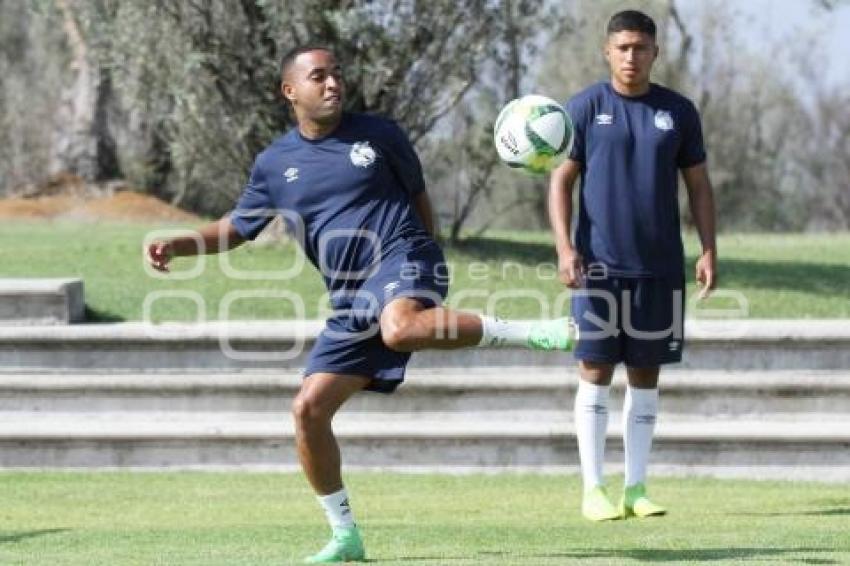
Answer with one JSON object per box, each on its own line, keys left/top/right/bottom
{"left": 678, "top": 0, "right": 850, "bottom": 88}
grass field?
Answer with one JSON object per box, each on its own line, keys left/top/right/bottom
{"left": 1, "top": 221, "right": 849, "bottom": 321}
{"left": 0, "top": 472, "right": 847, "bottom": 565}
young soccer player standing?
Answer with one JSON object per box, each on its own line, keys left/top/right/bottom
{"left": 549, "top": 10, "right": 718, "bottom": 521}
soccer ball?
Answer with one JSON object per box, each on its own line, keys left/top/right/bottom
{"left": 493, "top": 94, "right": 573, "bottom": 175}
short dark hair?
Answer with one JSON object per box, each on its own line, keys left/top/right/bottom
{"left": 279, "top": 45, "right": 334, "bottom": 80}
{"left": 607, "top": 10, "right": 656, "bottom": 38}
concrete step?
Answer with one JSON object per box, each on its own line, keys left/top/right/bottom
{"left": 0, "top": 409, "right": 842, "bottom": 424}
{"left": 1, "top": 370, "right": 848, "bottom": 418}
{"left": 0, "top": 278, "right": 84, "bottom": 325}
{"left": 1, "top": 320, "right": 849, "bottom": 371}
{"left": 0, "top": 414, "right": 847, "bottom": 480}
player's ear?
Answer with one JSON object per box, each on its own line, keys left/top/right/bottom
{"left": 281, "top": 81, "right": 296, "bottom": 104}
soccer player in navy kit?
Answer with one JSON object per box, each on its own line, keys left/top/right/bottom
{"left": 147, "top": 46, "right": 575, "bottom": 562}
{"left": 549, "top": 10, "right": 717, "bottom": 521}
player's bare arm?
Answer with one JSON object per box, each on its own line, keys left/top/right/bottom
{"left": 682, "top": 162, "right": 718, "bottom": 298}
{"left": 146, "top": 217, "right": 246, "bottom": 272}
{"left": 548, "top": 157, "right": 584, "bottom": 288}
{"left": 412, "top": 190, "right": 437, "bottom": 238}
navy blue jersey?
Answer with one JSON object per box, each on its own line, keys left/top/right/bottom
{"left": 565, "top": 82, "right": 706, "bottom": 277}
{"left": 230, "top": 113, "right": 434, "bottom": 292}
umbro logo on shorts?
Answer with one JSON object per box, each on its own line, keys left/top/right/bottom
{"left": 384, "top": 281, "right": 401, "bottom": 293}
{"left": 668, "top": 340, "right": 681, "bottom": 352}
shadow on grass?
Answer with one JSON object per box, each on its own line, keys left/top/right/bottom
{"left": 521, "top": 547, "right": 839, "bottom": 563}
{"left": 733, "top": 507, "right": 850, "bottom": 517}
{"left": 718, "top": 258, "right": 850, "bottom": 296}
{"left": 448, "top": 236, "right": 849, "bottom": 297}
{"left": 800, "top": 507, "right": 850, "bottom": 517}
{"left": 83, "top": 305, "right": 124, "bottom": 323}
{"left": 390, "top": 547, "right": 840, "bottom": 563}
{"left": 0, "top": 528, "right": 70, "bottom": 544}
{"left": 448, "top": 237, "right": 556, "bottom": 265}
{"left": 387, "top": 558, "right": 468, "bottom": 563}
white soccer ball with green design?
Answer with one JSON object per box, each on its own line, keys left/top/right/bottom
{"left": 493, "top": 94, "right": 573, "bottom": 175}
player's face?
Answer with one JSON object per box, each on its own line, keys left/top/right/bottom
{"left": 282, "top": 49, "right": 345, "bottom": 124}
{"left": 605, "top": 31, "right": 658, "bottom": 90}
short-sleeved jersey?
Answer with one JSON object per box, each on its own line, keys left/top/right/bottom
{"left": 565, "top": 81, "right": 706, "bottom": 277}
{"left": 230, "top": 112, "right": 433, "bottom": 292}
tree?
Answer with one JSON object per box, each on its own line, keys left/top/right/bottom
{"left": 0, "top": 1, "right": 66, "bottom": 193}
{"left": 100, "top": 0, "right": 501, "bottom": 216}
{"left": 535, "top": 0, "right": 840, "bottom": 231}
{"left": 427, "top": 0, "right": 567, "bottom": 243}
{"left": 2, "top": 0, "right": 846, "bottom": 233}
{"left": 49, "top": 0, "right": 120, "bottom": 182}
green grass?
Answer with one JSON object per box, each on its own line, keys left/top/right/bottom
{"left": 0, "top": 472, "right": 847, "bottom": 565}
{"left": 1, "top": 221, "right": 848, "bottom": 321}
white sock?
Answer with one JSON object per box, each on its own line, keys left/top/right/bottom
{"left": 317, "top": 487, "right": 355, "bottom": 529}
{"left": 574, "top": 380, "right": 609, "bottom": 491}
{"left": 623, "top": 386, "right": 659, "bottom": 487}
{"left": 478, "top": 316, "right": 531, "bottom": 347}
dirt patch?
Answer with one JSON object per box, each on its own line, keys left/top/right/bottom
{"left": 0, "top": 195, "right": 81, "bottom": 219}
{"left": 66, "top": 192, "right": 201, "bottom": 223}
{"left": 0, "top": 175, "right": 201, "bottom": 223}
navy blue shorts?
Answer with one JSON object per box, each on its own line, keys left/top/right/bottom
{"left": 571, "top": 275, "right": 685, "bottom": 367}
{"left": 304, "top": 242, "right": 449, "bottom": 393}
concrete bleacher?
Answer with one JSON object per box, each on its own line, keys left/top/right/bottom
{"left": 0, "top": 315, "right": 847, "bottom": 480}
{"left": 0, "top": 278, "right": 84, "bottom": 325}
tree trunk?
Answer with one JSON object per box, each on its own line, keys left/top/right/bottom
{"left": 49, "top": 0, "right": 119, "bottom": 182}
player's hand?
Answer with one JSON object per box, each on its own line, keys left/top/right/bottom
{"left": 695, "top": 250, "right": 717, "bottom": 299}
{"left": 146, "top": 241, "right": 174, "bottom": 272}
{"left": 558, "top": 248, "right": 584, "bottom": 289}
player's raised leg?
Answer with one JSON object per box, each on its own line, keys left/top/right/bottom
{"left": 574, "top": 361, "right": 620, "bottom": 521}
{"left": 619, "top": 365, "right": 666, "bottom": 518}
{"left": 293, "top": 372, "right": 371, "bottom": 563}
{"left": 378, "top": 297, "right": 578, "bottom": 352}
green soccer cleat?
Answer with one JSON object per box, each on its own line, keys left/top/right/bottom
{"left": 528, "top": 317, "right": 578, "bottom": 351}
{"left": 581, "top": 485, "right": 621, "bottom": 522}
{"left": 619, "top": 483, "right": 667, "bottom": 518}
{"left": 304, "top": 526, "right": 366, "bottom": 564}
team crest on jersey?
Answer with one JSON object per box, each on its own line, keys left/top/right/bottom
{"left": 283, "top": 167, "right": 299, "bottom": 182}
{"left": 350, "top": 141, "right": 377, "bottom": 168}
{"left": 654, "top": 110, "right": 675, "bottom": 131}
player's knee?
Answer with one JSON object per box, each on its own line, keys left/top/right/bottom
{"left": 578, "top": 361, "right": 616, "bottom": 385}
{"left": 291, "top": 393, "right": 330, "bottom": 427}
{"left": 380, "top": 320, "right": 415, "bottom": 352}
